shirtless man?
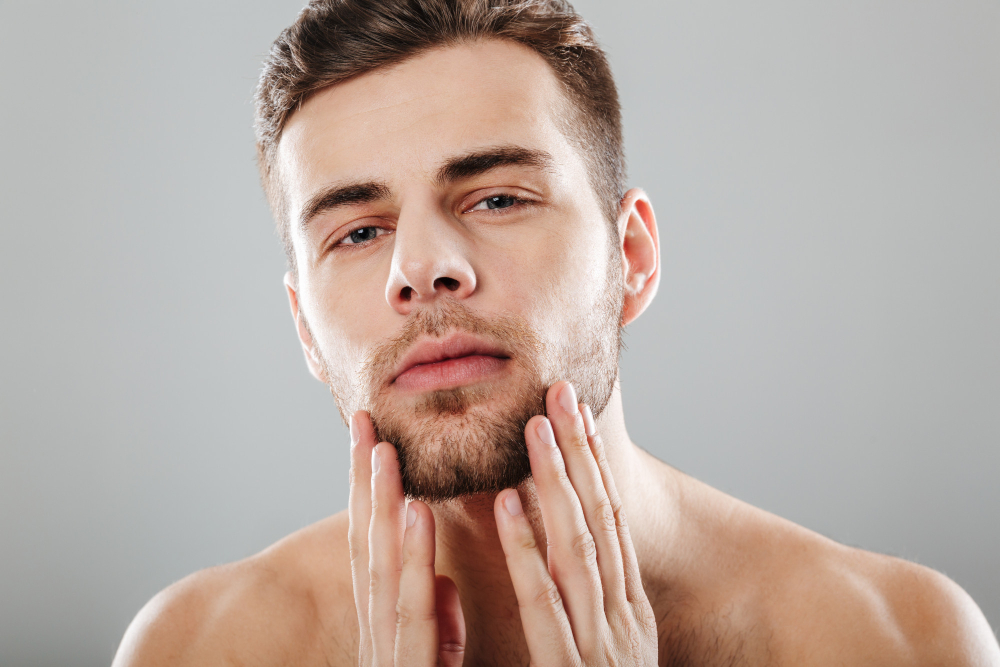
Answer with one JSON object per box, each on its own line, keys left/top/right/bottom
{"left": 113, "top": 1, "right": 1000, "bottom": 665}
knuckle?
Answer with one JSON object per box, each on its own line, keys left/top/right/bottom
{"left": 516, "top": 526, "right": 539, "bottom": 552}
{"left": 569, "top": 530, "right": 598, "bottom": 564}
{"left": 608, "top": 621, "right": 653, "bottom": 663}
{"left": 591, "top": 435, "right": 610, "bottom": 464}
{"left": 527, "top": 577, "right": 564, "bottom": 612}
{"left": 438, "top": 642, "right": 465, "bottom": 657}
{"left": 367, "top": 567, "right": 382, "bottom": 595}
{"left": 400, "top": 536, "right": 423, "bottom": 567}
{"left": 567, "top": 418, "right": 589, "bottom": 449}
{"left": 551, "top": 461, "right": 572, "bottom": 485}
{"left": 349, "top": 548, "right": 367, "bottom": 573}
{"left": 608, "top": 602, "right": 635, "bottom": 633}
{"left": 591, "top": 432, "right": 606, "bottom": 451}
{"left": 608, "top": 495, "right": 625, "bottom": 525}
{"left": 367, "top": 564, "right": 399, "bottom": 597}
{"left": 617, "top": 515, "right": 633, "bottom": 544}
{"left": 590, "top": 499, "right": 618, "bottom": 536}
{"left": 401, "top": 546, "right": 432, "bottom": 568}
{"left": 395, "top": 601, "right": 435, "bottom": 629}
{"left": 634, "top": 600, "right": 658, "bottom": 631}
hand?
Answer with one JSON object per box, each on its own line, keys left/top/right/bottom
{"left": 494, "top": 381, "right": 659, "bottom": 665}
{"left": 348, "top": 411, "right": 466, "bottom": 666}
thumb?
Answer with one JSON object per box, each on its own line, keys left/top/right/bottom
{"left": 435, "top": 575, "right": 466, "bottom": 667}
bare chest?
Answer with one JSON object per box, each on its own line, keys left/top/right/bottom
{"left": 311, "top": 606, "right": 771, "bottom": 667}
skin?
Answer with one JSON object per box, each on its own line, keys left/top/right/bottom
{"left": 112, "top": 41, "right": 1000, "bottom": 666}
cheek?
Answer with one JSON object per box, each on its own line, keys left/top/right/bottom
{"left": 299, "top": 271, "right": 383, "bottom": 376}
{"left": 480, "top": 223, "right": 612, "bottom": 337}
{"left": 480, "top": 233, "right": 565, "bottom": 322}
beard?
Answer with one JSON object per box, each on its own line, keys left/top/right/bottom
{"left": 317, "top": 263, "right": 624, "bottom": 502}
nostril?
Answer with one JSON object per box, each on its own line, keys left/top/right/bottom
{"left": 435, "top": 277, "right": 460, "bottom": 292}
{"left": 400, "top": 286, "right": 413, "bottom": 301}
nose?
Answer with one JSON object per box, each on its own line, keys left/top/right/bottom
{"left": 385, "top": 204, "right": 477, "bottom": 315}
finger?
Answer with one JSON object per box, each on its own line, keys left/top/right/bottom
{"left": 525, "top": 408, "right": 604, "bottom": 654}
{"left": 584, "top": 406, "right": 649, "bottom": 611}
{"left": 547, "top": 382, "right": 627, "bottom": 613}
{"left": 495, "top": 489, "right": 579, "bottom": 666}
{"left": 369, "top": 442, "right": 407, "bottom": 666}
{"left": 434, "top": 575, "right": 466, "bottom": 667}
{"left": 348, "top": 411, "right": 377, "bottom": 664}
{"left": 394, "top": 501, "right": 440, "bottom": 665}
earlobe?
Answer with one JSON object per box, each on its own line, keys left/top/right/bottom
{"left": 283, "top": 271, "right": 329, "bottom": 383}
{"left": 616, "top": 188, "right": 660, "bottom": 326}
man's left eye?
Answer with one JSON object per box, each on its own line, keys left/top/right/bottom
{"left": 470, "top": 194, "right": 518, "bottom": 211}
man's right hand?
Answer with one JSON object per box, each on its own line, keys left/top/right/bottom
{"left": 348, "top": 411, "right": 467, "bottom": 666}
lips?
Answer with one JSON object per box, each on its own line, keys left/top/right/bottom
{"left": 391, "top": 333, "right": 510, "bottom": 392}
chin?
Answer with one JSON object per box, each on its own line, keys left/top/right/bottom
{"left": 370, "top": 383, "right": 543, "bottom": 501}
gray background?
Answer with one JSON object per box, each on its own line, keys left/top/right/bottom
{"left": 1, "top": 0, "right": 997, "bottom": 664}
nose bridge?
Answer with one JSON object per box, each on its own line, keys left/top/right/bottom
{"left": 385, "top": 194, "right": 477, "bottom": 311}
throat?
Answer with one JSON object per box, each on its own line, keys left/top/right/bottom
{"left": 429, "top": 486, "right": 545, "bottom": 663}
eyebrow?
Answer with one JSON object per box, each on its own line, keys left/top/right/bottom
{"left": 435, "top": 145, "right": 554, "bottom": 184}
{"left": 298, "top": 181, "right": 391, "bottom": 231}
{"left": 297, "top": 145, "right": 553, "bottom": 230}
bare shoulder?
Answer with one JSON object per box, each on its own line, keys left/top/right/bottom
{"left": 662, "top": 470, "right": 999, "bottom": 666}
{"left": 112, "top": 511, "right": 358, "bottom": 667}
{"left": 731, "top": 497, "right": 999, "bottom": 665}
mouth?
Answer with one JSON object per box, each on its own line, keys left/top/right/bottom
{"left": 391, "top": 333, "right": 511, "bottom": 393}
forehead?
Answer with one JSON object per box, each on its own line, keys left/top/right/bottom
{"left": 277, "top": 40, "right": 578, "bottom": 210}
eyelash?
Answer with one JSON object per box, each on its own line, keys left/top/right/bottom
{"left": 333, "top": 225, "right": 390, "bottom": 249}
{"left": 465, "top": 193, "right": 532, "bottom": 214}
{"left": 330, "top": 193, "right": 532, "bottom": 250}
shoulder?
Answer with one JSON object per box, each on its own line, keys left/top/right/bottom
{"left": 664, "top": 472, "right": 999, "bottom": 666}
{"left": 755, "top": 515, "right": 1000, "bottom": 665}
{"left": 112, "top": 511, "right": 358, "bottom": 667}
{"left": 870, "top": 555, "right": 1000, "bottom": 666}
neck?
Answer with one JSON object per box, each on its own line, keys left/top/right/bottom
{"left": 426, "top": 385, "right": 677, "bottom": 656}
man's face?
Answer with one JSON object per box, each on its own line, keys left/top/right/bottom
{"left": 279, "top": 40, "right": 624, "bottom": 500}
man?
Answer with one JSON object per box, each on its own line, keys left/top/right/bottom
{"left": 113, "top": 0, "right": 1000, "bottom": 664}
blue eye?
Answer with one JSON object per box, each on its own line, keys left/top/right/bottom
{"left": 347, "top": 227, "right": 379, "bottom": 244}
{"left": 484, "top": 195, "right": 516, "bottom": 210}
{"left": 469, "top": 194, "right": 522, "bottom": 212}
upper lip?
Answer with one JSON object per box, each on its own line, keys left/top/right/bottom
{"left": 391, "top": 332, "right": 510, "bottom": 383}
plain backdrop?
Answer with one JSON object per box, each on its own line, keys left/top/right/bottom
{"left": 1, "top": 1, "right": 997, "bottom": 664}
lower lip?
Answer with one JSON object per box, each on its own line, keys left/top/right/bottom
{"left": 394, "top": 355, "right": 508, "bottom": 393}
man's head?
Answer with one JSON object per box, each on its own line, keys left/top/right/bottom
{"left": 256, "top": 0, "right": 660, "bottom": 501}
{"left": 255, "top": 0, "right": 625, "bottom": 259}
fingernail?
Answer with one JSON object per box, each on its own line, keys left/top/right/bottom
{"left": 371, "top": 447, "right": 380, "bottom": 474}
{"left": 350, "top": 414, "right": 360, "bottom": 447}
{"left": 557, "top": 382, "right": 578, "bottom": 414}
{"left": 406, "top": 503, "right": 417, "bottom": 527}
{"left": 535, "top": 418, "right": 556, "bottom": 447}
{"left": 582, "top": 404, "right": 596, "bottom": 436}
{"left": 504, "top": 490, "right": 523, "bottom": 516}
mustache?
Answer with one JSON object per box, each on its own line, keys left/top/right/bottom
{"left": 359, "top": 299, "right": 542, "bottom": 399}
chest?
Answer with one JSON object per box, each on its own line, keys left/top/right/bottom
{"left": 318, "top": 613, "right": 771, "bottom": 667}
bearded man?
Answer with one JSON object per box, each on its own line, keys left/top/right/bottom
{"left": 113, "top": 1, "right": 1000, "bottom": 665}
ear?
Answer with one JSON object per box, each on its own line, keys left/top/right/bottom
{"left": 616, "top": 188, "right": 660, "bottom": 325}
{"left": 284, "top": 271, "right": 329, "bottom": 383}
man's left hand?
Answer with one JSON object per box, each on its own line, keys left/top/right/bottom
{"left": 494, "top": 381, "right": 659, "bottom": 666}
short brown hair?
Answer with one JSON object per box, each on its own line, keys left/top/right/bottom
{"left": 254, "top": 0, "right": 625, "bottom": 263}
